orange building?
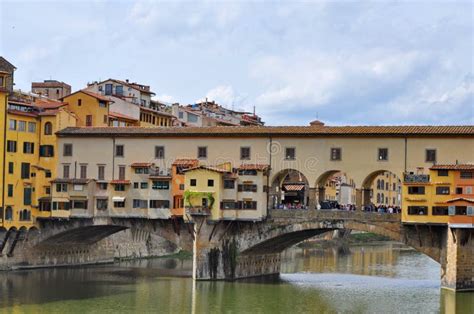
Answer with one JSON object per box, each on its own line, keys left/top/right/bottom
{"left": 171, "top": 159, "right": 199, "bottom": 216}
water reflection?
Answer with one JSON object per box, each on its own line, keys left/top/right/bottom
{"left": 0, "top": 242, "right": 472, "bottom": 313}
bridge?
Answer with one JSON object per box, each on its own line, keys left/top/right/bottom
{"left": 0, "top": 209, "right": 472, "bottom": 291}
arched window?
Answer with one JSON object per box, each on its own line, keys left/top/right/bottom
{"left": 377, "top": 193, "right": 380, "bottom": 203}
{"left": 381, "top": 180, "right": 385, "bottom": 190}
{"left": 5, "top": 206, "right": 13, "bottom": 220}
{"left": 381, "top": 193, "right": 385, "bottom": 203}
{"left": 44, "top": 122, "right": 53, "bottom": 135}
{"left": 377, "top": 179, "right": 380, "bottom": 189}
{"left": 19, "top": 209, "right": 30, "bottom": 221}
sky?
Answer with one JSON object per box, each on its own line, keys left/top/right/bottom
{"left": 0, "top": 0, "right": 473, "bottom": 126}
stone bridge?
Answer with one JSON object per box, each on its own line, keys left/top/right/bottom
{"left": 191, "top": 210, "right": 473, "bottom": 291}
{"left": 0, "top": 217, "right": 193, "bottom": 270}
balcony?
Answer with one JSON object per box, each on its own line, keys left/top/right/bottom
{"left": 404, "top": 174, "right": 430, "bottom": 183}
{"left": 185, "top": 206, "right": 211, "bottom": 216}
{"left": 149, "top": 168, "right": 172, "bottom": 178}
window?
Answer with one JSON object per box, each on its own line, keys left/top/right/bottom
{"left": 98, "top": 165, "right": 105, "bottom": 180}
{"left": 187, "top": 113, "right": 198, "bottom": 123}
{"left": 6, "top": 140, "right": 17, "bottom": 152}
{"left": 8, "top": 162, "right": 13, "bottom": 174}
{"left": 152, "top": 180, "right": 169, "bottom": 190}
{"left": 116, "top": 85, "right": 123, "bottom": 96}
{"left": 221, "top": 201, "right": 238, "bottom": 210}
{"left": 9, "top": 119, "right": 16, "bottom": 130}
{"left": 438, "top": 170, "right": 448, "bottom": 177}
{"left": 39, "top": 145, "right": 54, "bottom": 157}
{"left": 140, "top": 182, "right": 148, "bottom": 189}
{"left": 105, "top": 84, "right": 113, "bottom": 95}
{"left": 115, "top": 144, "right": 124, "bottom": 157}
{"left": 238, "top": 184, "right": 257, "bottom": 192}
{"left": 7, "top": 184, "right": 13, "bottom": 197}
{"left": 425, "top": 149, "right": 436, "bottom": 162}
{"left": 436, "top": 186, "right": 450, "bottom": 195}
{"left": 80, "top": 164, "right": 87, "bottom": 179}
{"left": 242, "top": 201, "right": 257, "bottom": 210}
{"left": 73, "top": 185, "right": 84, "bottom": 192}
{"left": 407, "top": 206, "right": 428, "bottom": 215}
{"left": 240, "top": 147, "right": 251, "bottom": 160}
{"left": 150, "top": 200, "right": 170, "bottom": 208}
{"left": 45, "top": 186, "right": 51, "bottom": 195}
{"left": 378, "top": 148, "right": 388, "bottom": 161}
{"left": 460, "top": 171, "right": 473, "bottom": 179}
{"left": 433, "top": 206, "right": 449, "bottom": 216}
{"left": 70, "top": 200, "right": 87, "bottom": 209}
{"left": 5, "top": 207, "right": 12, "bottom": 221}
{"left": 78, "top": 99, "right": 82, "bottom": 106}
{"left": 63, "top": 143, "right": 73, "bottom": 156}
{"left": 21, "top": 162, "right": 30, "bottom": 179}
{"left": 190, "top": 179, "right": 197, "bottom": 186}
{"left": 52, "top": 202, "right": 70, "bottom": 210}
{"left": 0, "top": 76, "right": 3, "bottom": 86}
{"left": 133, "top": 199, "right": 148, "bottom": 209}
{"left": 408, "top": 186, "right": 425, "bottom": 194}
{"left": 208, "top": 179, "right": 214, "bottom": 187}
{"left": 118, "top": 166, "right": 126, "bottom": 180}
{"left": 178, "top": 112, "right": 184, "bottom": 119}
{"left": 238, "top": 169, "right": 257, "bottom": 176}
{"left": 56, "top": 183, "right": 67, "bottom": 192}
{"left": 86, "top": 115, "right": 92, "bottom": 126}
{"left": 23, "top": 142, "right": 35, "bottom": 154}
{"left": 99, "top": 101, "right": 107, "bottom": 108}
{"left": 133, "top": 182, "right": 139, "bottom": 189}
{"left": 18, "top": 121, "right": 26, "bottom": 132}
{"left": 114, "top": 184, "right": 126, "bottom": 191}
{"left": 44, "top": 122, "right": 53, "bottom": 135}
{"left": 197, "top": 146, "right": 207, "bottom": 159}
{"left": 135, "top": 167, "right": 149, "bottom": 174}
{"left": 45, "top": 170, "right": 52, "bottom": 178}
{"left": 466, "top": 186, "right": 473, "bottom": 195}
{"left": 224, "top": 180, "right": 235, "bottom": 189}
{"left": 114, "top": 201, "right": 126, "bottom": 208}
{"left": 179, "top": 184, "right": 185, "bottom": 190}
{"left": 98, "top": 183, "right": 108, "bottom": 190}
{"left": 456, "top": 187, "right": 463, "bottom": 194}
{"left": 155, "top": 146, "right": 165, "bottom": 159}
{"left": 97, "top": 199, "right": 108, "bottom": 210}
{"left": 63, "top": 164, "right": 70, "bottom": 178}
{"left": 330, "top": 148, "right": 341, "bottom": 161}
{"left": 285, "top": 147, "right": 296, "bottom": 160}
{"left": 385, "top": 183, "right": 389, "bottom": 191}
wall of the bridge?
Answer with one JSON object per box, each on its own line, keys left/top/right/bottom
{"left": 192, "top": 210, "right": 473, "bottom": 291}
{"left": 0, "top": 218, "right": 192, "bottom": 270}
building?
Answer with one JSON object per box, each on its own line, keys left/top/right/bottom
{"left": 62, "top": 90, "right": 112, "bottom": 127}
{"left": 85, "top": 79, "right": 173, "bottom": 127}
{"left": 172, "top": 100, "right": 264, "bottom": 127}
{"left": 0, "top": 68, "right": 77, "bottom": 229}
{"left": 47, "top": 125, "right": 473, "bottom": 225}
{"left": 31, "top": 80, "right": 71, "bottom": 100}
{"left": 371, "top": 172, "right": 402, "bottom": 207}
{"left": 402, "top": 164, "right": 474, "bottom": 227}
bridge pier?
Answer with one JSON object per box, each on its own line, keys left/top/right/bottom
{"left": 442, "top": 228, "right": 474, "bottom": 291}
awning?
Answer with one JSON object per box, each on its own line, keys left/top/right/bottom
{"left": 112, "top": 196, "right": 125, "bottom": 202}
{"left": 284, "top": 184, "right": 305, "bottom": 191}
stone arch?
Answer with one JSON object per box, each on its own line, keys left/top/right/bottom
{"left": 270, "top": 168, "right": 310, "bottom": 209}
{"left": 360, "top": 170, "right": 403, "bottom": 211}
{"left": 38, "top": 225, "right": 128, "bottom": 247}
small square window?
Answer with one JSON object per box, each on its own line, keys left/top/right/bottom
{"left": 208, "top": 179, "right": 214, "bottom": 187}
{"left": 198, "top": 146, "right": 207, "bottom": 159}
{"left": 63, "top": 143, "right": 73, "bottom": 156}
{"left": 330, "top": 148, "right": 341, "bottom": 161}
{"left": 240, "top": 147, "right": 251, "bottom": 160}
{"left": 285, "top": 147, "right": 296, "bottom": 160}
{"left": 155, "top": 146, "right": 165, "bottom": 159}
{"left": 115, "top": 144, "right": 124, "bottom": 157}
{"left": 425, "top": 149, "right": 436, "bottom": 163}
{"left": 190, "top": 179, "right": 197, "bottom": 186}
{"left": 378, "top": 148, "right": 388, "bottom": 161}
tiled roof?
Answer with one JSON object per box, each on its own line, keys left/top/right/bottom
{"left": 63, "top": 90, "right": 113, "bottom": 103}
{"left": 172, "top": 158, "right": 199, "bottom": 166}
{"left": 34, "top": 99, "right": 66, "bottom": 109}
{"left": 184, "top": 165, "right": 230, "bottom": 173}
{"left": 56, "top": 125, "right": 474, "bottom": 138}
{"left": 444, "top": 197, "right": 474, "bottom": 204}
{"left": 109, "top": 111, "right": 138, "bottom": 121}
{"left": 238, "top": 164, "right": 270, "bottom": 171}
{"left": 430, "top": 164, "right": 474, "bottom": 170}
{"left": 130, "top": 162, "right": 153, "bottom": 167}
{"left": 7, "top": 109, "right": 38, "bottom": 118}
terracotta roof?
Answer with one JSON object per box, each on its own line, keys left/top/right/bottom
{"left": 34, "top": 99, "right": 67, "bottom": 109}
{"left": 109, "top": 111, "right": 138, "bottom": 121}
{"left": 32, "top": 80, "right": 71, "bottom": 89}
{"left": 430, "top": 164, "right": 474, "bottom": 171}
{"left": 56, "top": 125, "right": 474, "bottom": 138}
{"left": 130, "top": 162, "right": 153, "bottom": 167}
{"left": 110, "top": 180, "right": 131, "bottom": 184}
{"left": 63, "top": 90, "right": 113, "bottom": 103}
{"left": 444, "top": 197, "right": 474, "bottom": 204}
{"left": 7, "top": 109, "right": 38, "bottom": 118}
{"left": 95, "top": 79, "right": 156, "bottom": 95}
{"left": 172, "top": 158, "right": 199, "bottom": 166}
{"left": 38, "top": 109, "right": 60, "bottom": 116}
{"left": 184, "top": 165, "right": 230, "bottom": 173}
{"left": 238, "top": 164, "right": 270, "bottom": 171}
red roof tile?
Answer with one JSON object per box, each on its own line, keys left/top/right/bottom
{"left": 172, "top": 159, "right": 200, "bottom": 166}
{"left": 430, "top": 164, "right": 474, "bottom": 170}
{"left": 130, "top": 162, "right": 153, "bottom": 167}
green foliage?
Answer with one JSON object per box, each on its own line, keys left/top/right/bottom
{"left": 184, "top": 190, "right": 215, "bottom": 208}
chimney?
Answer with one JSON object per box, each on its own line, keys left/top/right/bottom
{"left": 309, "top": 120, "right": 325, "bottom": 127}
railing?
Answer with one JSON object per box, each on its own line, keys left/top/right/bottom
{"left": 185, "top": 206, "right": 211, "bottom": 216}
{"left": 149, "top": 168, "right": 172, "bottom": 177}
{"left": 404, "top": 174, "right": 430, "bottom": 183}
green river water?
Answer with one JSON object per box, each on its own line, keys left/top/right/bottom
{"left": 0, "top": 242, "right": 472, "bottom": 313}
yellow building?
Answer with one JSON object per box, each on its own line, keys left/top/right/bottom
{"left": 62, "top": 90, "right": 112, "bottom": 127}
{"left": 371, "top": 172, "right": 402, "bottom": 207}
{"left": 402, "top": 164, "right": 474, "bottom": 227}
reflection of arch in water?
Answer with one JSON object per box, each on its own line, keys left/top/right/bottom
{"left": 270, "top": 169, "right": 310, "bottom": 209}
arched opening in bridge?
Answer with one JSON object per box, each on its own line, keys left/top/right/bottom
{"left": 361, "top": 170, "right": 402, "bottom": 212}
{"left": 270, "top": 169, "right": 309, "bottom": 209}
{"left": 316, "top": 171, "right": 356, "bottom": 209}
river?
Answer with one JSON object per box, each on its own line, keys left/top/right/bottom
{"left": 0, "top": 241, "right": 472, "bottom": 313}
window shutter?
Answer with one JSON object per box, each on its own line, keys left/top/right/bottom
{"left": 467, "top": 206, "right": 474, "bottom": 216}
{"left": 448, "top": 206, "right": 455, "bottom": 216}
